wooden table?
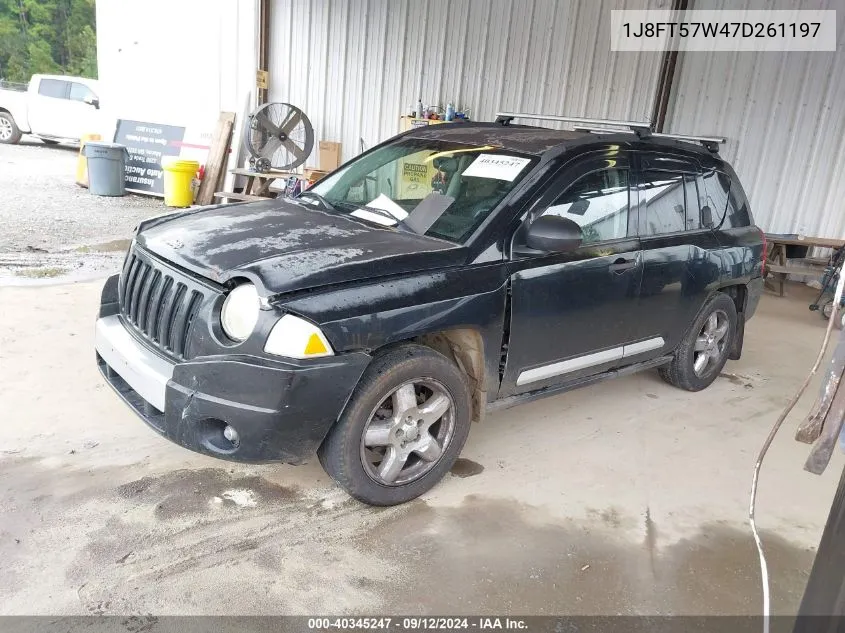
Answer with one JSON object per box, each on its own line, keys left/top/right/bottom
{"left": 214, "top": 167, "right": 299, "bottom": 203}
{"left": 765, "top": 233, "right": 845, "bottom": 296}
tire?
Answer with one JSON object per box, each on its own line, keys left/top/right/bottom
{"left": 0, "top": 112, "right": 22, "bottom": 144}
{"left": 318, "top": 344, "right": 472, "bottom": 506}
{"left": 659, "top": 292, "right": 737, "bottom": 392}
{"left": 41, "top": 138, "right": 60, "bottom": 145}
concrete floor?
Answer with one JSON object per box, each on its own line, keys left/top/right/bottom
{"left": 0, "top": 280, "right": 842, "bottom": 616}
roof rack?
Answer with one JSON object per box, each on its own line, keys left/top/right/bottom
{"left": 494, "top": 111, "right": 725, "bottom": 152}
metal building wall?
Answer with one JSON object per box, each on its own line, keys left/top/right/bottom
{"left": 666, "top": 0, "right": 845, "bottom": 237}
{"left": 269, "top": 0, "right": 665, "bottom": 165}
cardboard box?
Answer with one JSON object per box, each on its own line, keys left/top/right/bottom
{"left": 303, "top": 168, "right": 330, "bottom": 183}
{"left": 318, "top": 141, "right": 341, "bottom": 171}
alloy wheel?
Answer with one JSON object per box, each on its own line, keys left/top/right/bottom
{"left": 693, "top": 309, "right": 729, "bottom": 377}
{"left": 0, "top": 117, "right": 12, "bottom": 141}
{"left": 359, "top": 378, "right": 455, "bottom": 486}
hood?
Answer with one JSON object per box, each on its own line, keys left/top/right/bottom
{"left": 136, "top": 198, "right": 465, "bottom": 295}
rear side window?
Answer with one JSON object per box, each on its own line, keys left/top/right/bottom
{"left": 640, "top": 171, "right": 686, "bottom": 235}
{"left": 38, "top": 79, "right": 69, "bottom": 99}
{"left": 542, "top": 168, "right": 630, "bottom": 244}
{"left": 700, "top": 170, "right": 750, "bottom": 229}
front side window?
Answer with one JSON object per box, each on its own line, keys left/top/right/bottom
{"left": 69, "top": 82, "right": 96, "bottom": 103}
{"left": 308, "top": 138, "right": 537, "bottom": 244}
{"left": 542, "top": 168, "right": 630, "bottom": 244}
{"left": 641, "top": 171, "right": 686, "bottom": 236}
{"left": 38, "top": 79, "right": 68, "bottom": 99}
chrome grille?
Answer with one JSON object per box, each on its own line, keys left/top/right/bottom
{"left": 118, "top": 249, "right": 204, "bottom": 359}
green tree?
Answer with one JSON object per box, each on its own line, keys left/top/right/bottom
{"left": 0, "top": 0, "right": 96, "bottom": 82}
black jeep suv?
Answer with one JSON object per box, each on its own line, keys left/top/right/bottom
{"left": 95, "top": 120, "right": 764, "bottom": 505}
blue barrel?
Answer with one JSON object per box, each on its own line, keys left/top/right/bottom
{"left": 84, "top": 142, "right": 128, "bottom": 196}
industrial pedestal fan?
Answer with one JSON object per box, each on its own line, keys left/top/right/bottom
{"left": 244, "top": 102, "right": 315, "bottom": 173}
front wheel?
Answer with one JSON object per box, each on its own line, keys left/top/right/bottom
{"left": 318, "top": 344, "right": 472, "bottom": 506}
{"left": 0, "top": 112, "right": 22, "bottom": 144}
{"left": 659, "top": 292, "right": 737, "bottom": 391}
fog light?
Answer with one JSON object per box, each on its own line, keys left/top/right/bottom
{"left": 223, "top": 425, "right": 240, "bottom": 446}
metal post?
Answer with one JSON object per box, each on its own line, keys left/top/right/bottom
{"left": 793, "top": 461, "right": 845, "bottom": 631}
{"left": 650, "top": 0, "right": 688, "bottom": 132}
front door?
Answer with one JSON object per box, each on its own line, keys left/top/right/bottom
{"left": 66, "top": 81, "right": 100, "bottom": 141}
{"left": 500, "top": 152, "right": 644, "bottom": 397}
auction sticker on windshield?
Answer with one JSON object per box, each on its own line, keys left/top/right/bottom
{"left": 462, "top": 154, "right": 532, "bottom": 181}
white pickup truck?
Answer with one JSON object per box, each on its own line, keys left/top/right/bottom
{"left": 0, "top": 74, "right": 101, "bottom": 145}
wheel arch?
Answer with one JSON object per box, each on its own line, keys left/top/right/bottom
{"left": 718, "top": 282, "right": 747, "bottom": 314}
{"left": 717, "top": 283, "right": 747, "bottom": 360}
{"left": 367, "top": 328, "right": 488, "bottom": 425}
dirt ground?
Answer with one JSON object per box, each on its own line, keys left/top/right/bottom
{"left": 0, "top": 277, "right": 842, "bottom": 616}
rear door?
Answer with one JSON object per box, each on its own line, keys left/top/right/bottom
{"left": 633, "top": 153, "right": 723, "bottom": 356}
{"left": 499, "top": 150, "right": 644, "bottom": 397}
{"left": 27, "top": 78, "right": 71, "bottom": 137}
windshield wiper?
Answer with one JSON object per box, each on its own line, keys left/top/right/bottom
{"left": 297, "top": 190, "right": 339, "bottom": 213}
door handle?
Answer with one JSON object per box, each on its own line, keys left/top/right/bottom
{"left": 609, "top": 258, "right": 637, "bottom": 274}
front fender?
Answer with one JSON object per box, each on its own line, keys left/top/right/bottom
{"left": 278, "top": 265, "right": 510, "bottom": 398}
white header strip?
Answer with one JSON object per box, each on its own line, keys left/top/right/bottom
{"left": 610, "top": 10, "right": 837, "bottom": 52}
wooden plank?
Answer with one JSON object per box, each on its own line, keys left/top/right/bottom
{"left": 229, "top": 167, "right": 298, "bottom": 178}
{"left": 213, "top": 191, "right": 269, "bottom": 203}
{"left": 766, "top": 264, "right": 824, "bottom": 276}
{"left": 196, "top": 112, "right": 236, "bottom": 206}
{"left": 804, "top": 387, "right": 845, "bottom": 475}
{"left": 797, "top": 332, "right": 845, "bottom": 444}
{"left": 766, "top": 234, "right": 845, "bottom": 249}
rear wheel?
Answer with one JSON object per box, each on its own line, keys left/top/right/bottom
{"left": 318, "top": 344, "right": 472, "bottom": 506}
{"left": 659, "top": 293, "right": 737, "bottom": 391}
{"left": 0, "top": 112, "right": 22, "bottom": 144}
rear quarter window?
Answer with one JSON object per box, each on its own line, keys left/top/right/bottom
{"left": 700, "top": 170, "right": 750, "bottom": 229}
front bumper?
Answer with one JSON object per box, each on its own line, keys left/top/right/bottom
{"left": 95, "top": 314, "right": 370, "bottom": 463}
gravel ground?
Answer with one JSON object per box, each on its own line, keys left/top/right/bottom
{"left": 0, "top": 137, "right": 163, "bottom": 282}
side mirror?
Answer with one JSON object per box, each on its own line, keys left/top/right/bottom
{"left": 84, "top": 95, "right": 100, "bottom": 109}
{"left": 701, "top": 205, "right": 713, "bottom": 228}
{"left": 525, "top": 215, "right": 583, "bottom": 253}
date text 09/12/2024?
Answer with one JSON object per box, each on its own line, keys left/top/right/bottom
{"left": 307, "top": 617, "right": 528, "bottom": 630}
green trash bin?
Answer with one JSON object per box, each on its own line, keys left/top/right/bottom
{"left": 84, "top": 142, "right": 128, "bottom": 197}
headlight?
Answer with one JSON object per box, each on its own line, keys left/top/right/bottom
{"left": 264, "top": 314, "right": 334, "bottom": 359}
{"left": 220, "top": 283, "right": 260, "bottom": 341}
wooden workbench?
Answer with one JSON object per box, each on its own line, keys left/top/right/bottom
{"left": 765, "top": 233, "right": 845, "bottom": 296}
{"left": 214, "top": 167, "right": 299, "bottom": 202}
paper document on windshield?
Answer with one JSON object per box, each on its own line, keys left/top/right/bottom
{"left": 351, "top": 194, "right": 409, "bottom": 226}
{"left": 462, "top": 154, "right": 531, "bottom": 181}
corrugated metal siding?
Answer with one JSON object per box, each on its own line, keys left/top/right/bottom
{"left": 666, "top": 0, "right": 845, "bottom": 237}
{"left": 269, "top": 0, "right": 665, "bottom": 165}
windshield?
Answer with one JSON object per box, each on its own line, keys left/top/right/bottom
{"left": 305, "top": 137, "right": 537, "bottom": 244}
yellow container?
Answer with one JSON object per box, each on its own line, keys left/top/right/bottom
{"left": 76, "top": 133, "right": 102, "bottom": 187}
{"left": 161, "top": 157, "right": 199, "bottom": 207}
